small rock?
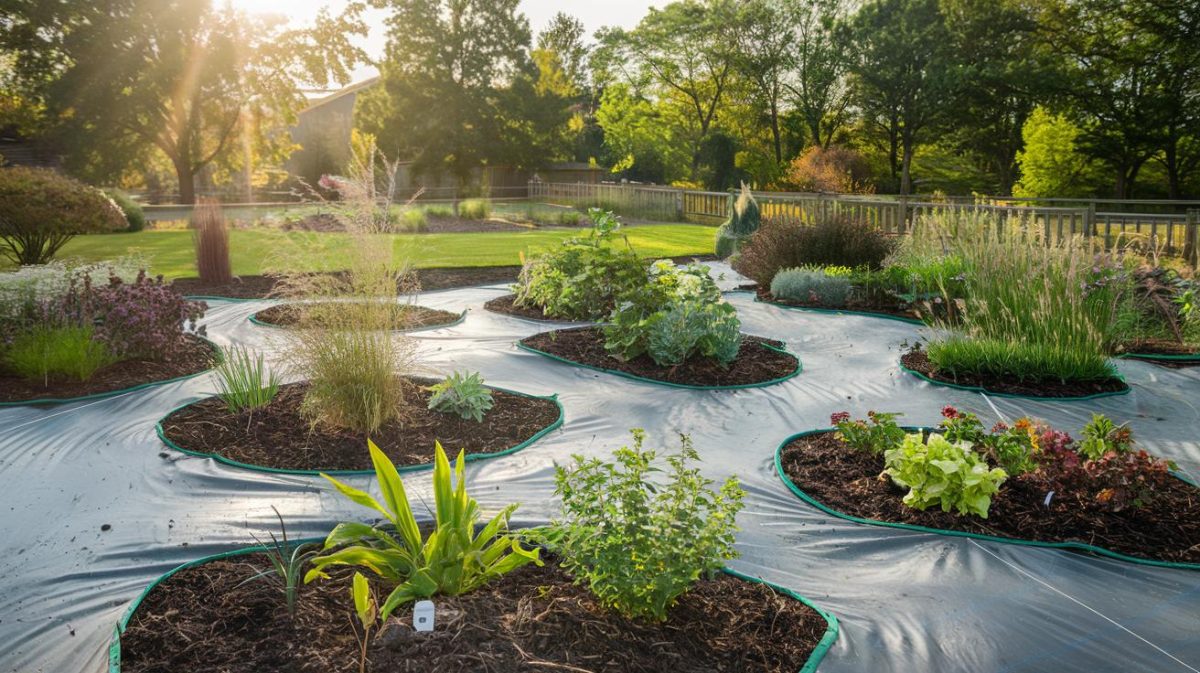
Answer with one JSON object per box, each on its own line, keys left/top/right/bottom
{"left": 100, "top": 524, "right": 111, "bottom": 532}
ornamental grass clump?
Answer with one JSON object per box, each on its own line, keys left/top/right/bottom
{"left": 4, "top": 325, "right": 116, "bottom": 383}
{"left": 191, "top": 198, "right": 232, "bottom": 285}
{"left": 546, "top": 429, "right": 745, "bottom": 622}
{"left": 213, "top": 345, "right": 281, "bottom": 413}
{"left": 922, "top": 211, "right": 1126, "bottom": 384}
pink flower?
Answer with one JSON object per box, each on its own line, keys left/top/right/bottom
{"left": 830, "top": 411, "right": 851, "bottom": 425}
{"left": 941, "top": 405, "right": 959, "bottom": 419}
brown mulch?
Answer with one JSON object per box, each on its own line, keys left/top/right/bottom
{"left": 900, "top": 349, "right": 1129, "bottom": 398}
{"left": 757, "top": 289, "right": 925, "bottom": 323}
{"left": 158, "top": 379, "right": 560, "bottom": 471}
{"left": 0, "top": 335, "right": 216, "bottom": 404}
{"left": 520, "top": 327, "right": 797, "bottom": 387}
{"left": 251, "top": 303, "right": 461, "bottom": 330}
{"left": 119, "top": 556, "right": 827, "bottom": 673}
{"left": 779, "top": 432, "right": 1200, "bottom": 564}
{"left": 1119, "top": 339, "right": 1200, "bottom": 368}
{"left": 484, "top": 294, "right": 580, "bottom": 322}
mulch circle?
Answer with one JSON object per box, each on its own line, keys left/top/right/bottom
{"left": 900, "top": 348, "right": 1129, "bottom": 399}
{"left": 158, "top": 378, "right": 561, "bottom": 472}
{"left": 0, "top": 335, "right": 216, "bottom": 405}
{"left": 250, "top": 303, "right": 462, "bottom": 331}
{"left": 1119, "top": 339, "right": 1200, "bottom": 368}
{"left": 117, "top": 555, "right": 830, "bottom": 673}
{"left": 778, "top": 431, "right": 1200, "bottom": 565}
{"left": 520, "top": 327, "right": 798, "bottom": 388}
{"left": 484, "top": 293, "right": 581, "bottom": 322}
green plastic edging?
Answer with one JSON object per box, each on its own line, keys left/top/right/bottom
{"left": 109, "top": 541, "right": 838, "bottom": 673}
{"left": 773, "top": 427, "right": 1200, "bottom": 571}
{"left": 0, "top": 335, "right": 224, "bottom": 408}
{"left": 1118, "top": 351, "right": 1200, "bottom": 363}
{"left": 248, "top": 305, "right": 468, "bottom": 334}
{"left": 754, "top": 295, "right": 927, "bottom": 326}
{"left": 156, "top": 384, "right": 564, "bottom": 477}
{"left": 516, "top": 336, "right": 802, "bottom": 391}
{"left": 897, "top": 358, "right": 1131, "bottom": 402}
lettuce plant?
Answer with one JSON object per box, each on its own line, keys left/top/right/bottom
{"left": 305, "top": 440, "right": 541, "bottom": 620}
{"left": 884, "top": 432, "right": 1008, "bottom": 518}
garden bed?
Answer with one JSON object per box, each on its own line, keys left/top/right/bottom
{"left": 900, "top": 348, "right": 1129, "bottom": 399}
{"left": 249, "top": 302, "right": 463, "bottom": 331}
{"left": 0, "top": 335, "right": 217, "bottom": 405}
{"left": 115, "top": 554, "right": 835, "bottom": 673}
{"left": 158, "top": 378, "right": 562, "bottom": 473}
{"left": 777, "top": 430, "right": 1200, "bottom": 567}
{"left": 484, "top": 293, "right": 585, "bottom": 322}
{"left": 519, "top": 327, "right": 799, "bottom": 389}
{"left": 1119, "top": 339, "right": 1200, "bottom": 367}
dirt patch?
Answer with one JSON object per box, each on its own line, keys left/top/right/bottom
{"left": 251, "top": 303, "right": 461, "bottom": 331}
{"left": 779, "top": 431, "right": 1200, "bottom": 564}
{"left": 0, "top": 335, "right": 216, "bottom": 404}
{"left": 159, "top": 378, "right": 560, "bottom": 471}
{"left": 520, "top": 327, "right": 798, "bottom": 387}
{"left": 900, "top": 348, "right": 1128, "bottom": 398}
{"left": 118, "top": 556, "right": 828, "bottom": 673}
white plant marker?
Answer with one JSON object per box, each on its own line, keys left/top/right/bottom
{"left": 414, "top": 600, "right": 435, "bottom": 632}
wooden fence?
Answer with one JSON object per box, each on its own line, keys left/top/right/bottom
{"left": 528, "top": 181, "right": 1200, "bottom": 267}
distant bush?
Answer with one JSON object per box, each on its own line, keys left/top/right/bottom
{"left": 771, "top": 267, "right": 853, "bottom": 306}
{"left": 424, "top": 204, "right": 454, "bottom": 218}
{"left": 399, "top": 208, "right": 428, "bottom": 232}
{"left": 191, "top": 198, "right": 231, "bottom": 284}
{"left": 104, "top": 189, "right": 146, "bottom": 232}
{"left": 458, "top": 198, "right": 492, "bottom": 220}
{"left": 733, "top": 215, "right": 894, "bottom": 286}
{"left": 4, "top": 325, "right": 116, "bottom": 382}
{"left": 0, "top": 167, "right": 127, "bottom": 265}
{"left": 779, "top": 145, "right": 874, "bottom": 194}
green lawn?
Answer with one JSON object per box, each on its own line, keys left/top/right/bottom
{"left": 54, "top": 225, "right": 717, "bottom": 279}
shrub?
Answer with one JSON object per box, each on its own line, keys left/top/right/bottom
{"left": 884, "top": 432, "right": 1008, "bottom": 518}
{"left": 771, "top": 267, "right": 853, "bottom": 306}
{"left": 779, "top": 144, "right": 874, "bottom": 194}
{"left": 548, "top": 430, "right": 745, "bottom": 621}
{"left": 213, "top": 345, "right": 280, "bottom": 413}
{"left": 603, "top": 260, "right": 742, "bottom": 367}
{"left": 0, "top": 166, "right": 127, "bottom": 264}
{"left": 399, "top": 208, "right": 428, "bottom": 232}
{"left": 191, "top": 198, "right": 232, "bottom": 284}
{"left": 830, "top": 411, "right": 906, "bottom": 454}
{"left": 458, "top": 198, "right": 492, "bottom": 220}
{"left": 4, "top": 325, "right": 115, "bottom": 382}
{"left": 306, "top": 440, "right": 541, "bottom": 621}
{"left": 732, "top": 214, "right": 894, "bottom": 286}
{"left": 45, "top": 271, "right": 206, "bottom": 360}
{"left": 103, "top": 189, "right": 146, "bottom": 232}
{"left": 424, "top": 204, "right": 454, "bottom": 218}
{"left": 513, "top": 210, "right": 645, "bottom": 320}
{"left": 714, "top": 182, "right": 761, "bottom": 259}
{"left": 923, "top": 215, "right": 1124, "bottom": 384}
{"left": 0, "top": 256, "right": 143, "bottom": 325}
{"left": 426, "top": 370, "right": 494, "bottom": 422}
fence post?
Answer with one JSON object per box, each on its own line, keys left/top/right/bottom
{"left": 1186, "top": 209, "right": 1199, "bottom": 270}
{"left": 898, "top": 195, "right": 909, "bottom": 234}
{"left": 1085, "top": 203, "right": 1095, "bottom": 239}
{"left": 676, "top": 188, "right": 685, "bottom": 222}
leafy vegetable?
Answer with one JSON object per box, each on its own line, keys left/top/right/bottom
{"left": 884, "top": 432, "right": 1008, "bottom": 518}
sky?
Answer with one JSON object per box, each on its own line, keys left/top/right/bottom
{"left": 230, "top": 0, "right": 662, "bottom": 86}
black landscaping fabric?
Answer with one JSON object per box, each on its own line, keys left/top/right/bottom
{"left": 1, "top": 264, "right": 1198, "bottom": 673}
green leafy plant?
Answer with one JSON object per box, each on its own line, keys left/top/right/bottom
{"left": 239, "top": 506, "right": 317, "bottom": 618}
{"left": 1078, "top": 414, "right": 1134, "bottom": 460}
{"left": 351, "top": 572, "right": 376, "bottom": 673}
{"left": 212, "top": 345, "right": 280, "bottom": 412}
{"left": 884, "top": 432, "right": 1008, "bottom": 518}
{"left": 547, "top": 429, "right": 745, "bottom": 622}
{"left": 305, "top": 440, "right": 541, "bottom": 620}
{"left": 4, "top": 325, "right": 116, "bottom": 383}
{"left": 830, "top": 411, "right": 906, "bottom": 455}
{"left": 426, "top": 370, "right": 494, "bottom": 422}
{"left": 458, "top": 198, "right": 492, "bottom": 220}
{"left": 938, "top": 406, "right": 1040, "bottom": 476}
{"left": 771, "top": 267, "right": 853, "bottom": 306}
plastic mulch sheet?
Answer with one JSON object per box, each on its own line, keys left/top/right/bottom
{"left": 2, "top": 262, "right": 1199, "bottom": 673}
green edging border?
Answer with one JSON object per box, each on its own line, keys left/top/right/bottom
{"left": 1118, "top": 351, "right": 1200, "bottom": 364}
{"left": 155, "top": 384, "right": 564, "bottom": 477}
{"left": 109, "top": 540, "right": 838, "bottom": 673}
{"left": 754, "top": 295, "right": 927, "bottom": 326}
{"left": 248, "top": 305, "right": 468, "bottom": 334}
{"left": 897, "top": 359, "right": 1131, "bottom": 402}
{"left": 773, "top": 427, "right": 1200, "bottom": 571}
{"left": 0, "top": 335, "right": 223, "bottom": 408}
{"left": 516, "top": 335, "right": 802, "bottom": 391}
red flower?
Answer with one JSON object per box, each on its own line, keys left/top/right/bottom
{"left": 941, "top": 405, "right": 959, "bottom": 419}
{"left": 830, "top": 411, "right": 851, "bottom": 425}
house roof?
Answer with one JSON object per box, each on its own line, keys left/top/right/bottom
{"left": 300, "top": 76, "right": 381, "bottom": 114}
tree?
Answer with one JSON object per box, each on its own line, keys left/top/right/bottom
{"left": 732, "top": 0, "right": 796, "bottom": 166}
{"left": 846, "top": 0, "right": 958, "bottom": 195}
{"left": 0, "top": 0, "right": 365, "bottom": 203}
{"left": 1013, "top": 106, "right": 1106, "bottom": 198}
{"left": 357, "top": 0, "right": 536, "bottom": 188}
{"left": 784, "top": 0, "right": 851, "bottom": 150}
{"left": 537, "top": 12, "right": 590, "bottom": 96}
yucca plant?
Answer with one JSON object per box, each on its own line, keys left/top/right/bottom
{"left": 304, "top": 440, "right": 541, "bottom": 620}
{"left": 239, "top": 507, "right": 317, "bottom": 618}
{"left": 213, "top": 345, "right": 281, "bottom": 413}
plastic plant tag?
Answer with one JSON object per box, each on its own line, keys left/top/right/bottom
{"left": 413, "top": 600, "right": 435, "bottom": 632}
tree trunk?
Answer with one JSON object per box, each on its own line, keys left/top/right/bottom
{"left": 900, "top": 138, "right": 914, "bottom": 196}
{"left": 770, "top": 101, "right": 783, "bottom": 165}
{"left": 1165, "top": 140, "right": 1181, "bottom": 199}
{"left": 172, "top": 155, "right": 197, "bottom": 205}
